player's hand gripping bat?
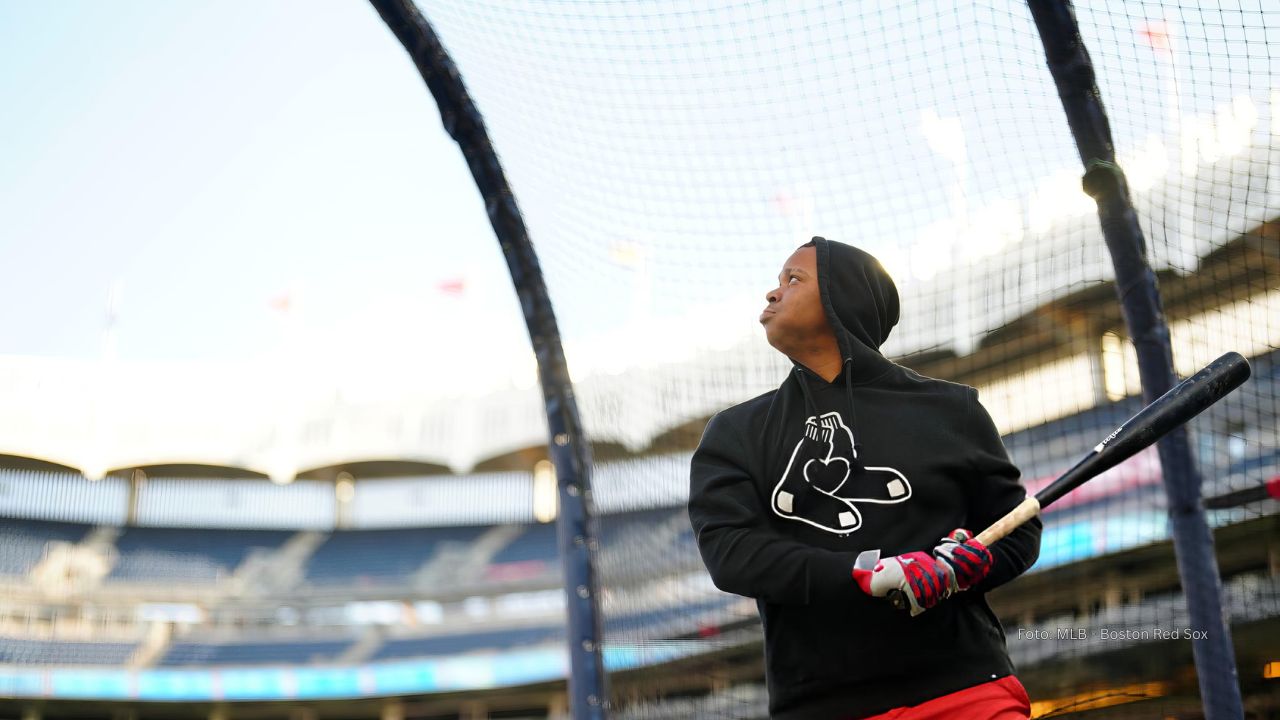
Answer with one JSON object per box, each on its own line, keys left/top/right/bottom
{"left": 853, "top": 351, "right": 1252, "bottom": 615}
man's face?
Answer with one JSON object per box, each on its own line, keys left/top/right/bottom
{"left": 760, "top": 245, "right": 831, "bottom": 350}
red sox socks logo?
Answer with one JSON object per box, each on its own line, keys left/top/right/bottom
{"left": 770, "top": 411, "right": 911, "bottom": 534}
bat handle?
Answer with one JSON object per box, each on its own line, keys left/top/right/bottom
{"left": 974, "top": 496, "right": 1042, "bottom": 547}
{"left": 882, "top": 497, "right": 1039, "bottom": 615}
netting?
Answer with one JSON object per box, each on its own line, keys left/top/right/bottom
{"left": 0, "top": 1, "right": 1278, "bottom": 719}
{"left": 405, "top": 0, "right": 1280, "bottom": 717}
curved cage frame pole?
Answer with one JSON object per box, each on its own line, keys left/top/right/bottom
{"left": 368, "top": 1, "right": 609, "bottom": 716}
{"left": 1025, "top": 1, "right": 1245, "bottom": 717}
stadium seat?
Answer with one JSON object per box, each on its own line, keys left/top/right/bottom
{"left": 158, "top": 638, "right": 353, "bottom": 667}
{"left": 0, "top": 637, "right": 136, "bottom": 666}
{"left": 109, "top": 527, "right": 292, "bottom": 584}
{"left": 304, "top": 525, "right": 488, "bottom": 586}
{"left": 0, "top": 518, "right": 91, "bottom": 577}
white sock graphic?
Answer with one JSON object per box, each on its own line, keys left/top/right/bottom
{"left": 771, "top": 411, "right": 912, "bottom": 535}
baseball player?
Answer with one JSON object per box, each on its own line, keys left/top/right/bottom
{"left": 688, "top": 237, "right": 1042, "bottom": 719}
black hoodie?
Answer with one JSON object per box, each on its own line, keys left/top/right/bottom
{"left": 688, "top": 237, "right": 1041, "bottom": 719}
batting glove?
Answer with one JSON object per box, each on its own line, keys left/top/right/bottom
{"left": 932, "top": 528, "right": 993, "bottom": 593}
{"left": 852, "top": 550, "right": 954, "bottom": 615}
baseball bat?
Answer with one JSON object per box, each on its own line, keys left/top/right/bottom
{"left": 883, "top": 350, "right": 1251, "bottom": 612}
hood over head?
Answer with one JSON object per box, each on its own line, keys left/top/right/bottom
{"left": 810, "top": 236, "right": 900, "bottom": 384}
{"left": 767, "top": 237, "right": 902, "bottom": 472}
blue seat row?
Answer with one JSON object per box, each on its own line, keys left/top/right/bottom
{"left": 0, "top": 518, "right": 89, "bottom": 576}
{"left": 158, "top": 638, "right": 353, "bottom": 667}
{"left": 109, "top": 527, "right": 293, "bottom": 583}
{"left": 0, "top": 637, "right": 136, "bottom": 666}
{"left": 305, "top": 525, "right": 488, "bottom": 586}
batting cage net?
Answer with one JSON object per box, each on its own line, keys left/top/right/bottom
{"left": 404, "top": 0, "right": 1280, "bottom": 717}
{"left": 0, "top": 1, "right": 1277, "bottom": 719}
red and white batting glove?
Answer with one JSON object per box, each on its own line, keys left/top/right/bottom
{"left": 932, "top": 528, "right": 994, "bottom": 593}
{"left": 852, "top": 550, "right": 954, "bottom": 616}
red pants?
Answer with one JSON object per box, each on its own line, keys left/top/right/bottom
{"left": 863, "top": 675, "right": 1031, "bottom": 719}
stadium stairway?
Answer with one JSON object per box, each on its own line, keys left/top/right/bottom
{"left": 126, "top": 620, "right": 172, "bottom": 669}
{"left": 335, "top": 627, "right": 385, "bottom": 664}
{"left": 416, "top": 525, "right": 523, "bottom": 590}
{"left": 232, "top": 530, "right": 327, "bottom": 596}
{"left": 27, "top": 526, "right": 117, "bottom": 593}
{"left": 81, "top": 526, "right": 121, "bottom": 558}
{"left": 600, "top": 511, "right": 695, "bottom": 583}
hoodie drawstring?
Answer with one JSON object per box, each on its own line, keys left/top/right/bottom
{"left": 796, "top": 361, "right": 867, "bottom": 476}
{"left": 795, "top": 366, "right": 818, "bottom": 418}
{"left": 843, "top": 358, "right": 866, "bottom": 475}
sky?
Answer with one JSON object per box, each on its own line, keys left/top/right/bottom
{"left": 0, "top": 0, "right": 519, "bottom": 373}
{"left": 1, "top": 0, "right": 1276, "bottom": 399}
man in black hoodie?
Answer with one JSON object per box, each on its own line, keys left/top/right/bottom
{"left": 688, "top": 237, "right": 1041, "bottom": 719}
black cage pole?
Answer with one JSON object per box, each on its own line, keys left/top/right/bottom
{"left": 1025, "top": 1, "right": 1245, "bottom": 716}
{"left": 367, "top": 1, "right": 609, "bottom": 717}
